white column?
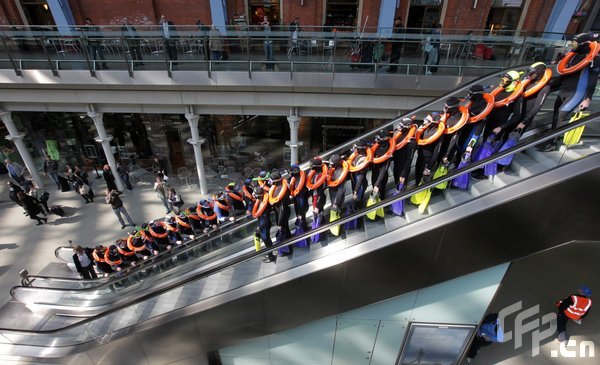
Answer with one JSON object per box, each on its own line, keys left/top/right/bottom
{"left": 286, "top": 114, "right": 303, "bottom": 166}
{"left": 0, "top": 111, "right": 44, "bottom": 187}
{"left": 185, "top": 112, "right": 208, "bottom": 195}
{"left": 88, "top": 111, "right": 125, "bottom": 192}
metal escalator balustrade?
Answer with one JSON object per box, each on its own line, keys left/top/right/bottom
{"left": 0, "top": 112, "right": 599, "bottom": 357}
{"left": 15, "top": 66, "right": 531, "bottom": 294}
{"left": 7, "top": 65, "right": 597, "bottom": 311}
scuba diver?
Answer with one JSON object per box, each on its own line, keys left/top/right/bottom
{"left": 390, "top": 119, "right": 417, "bottom": 215}
{"left": 326, "top": 154, "right": 349, "bottom": 236}
{"left": 306, "top": 157, "right": 328, "bottom": 242}
{"left": 347, "top": 139, "right": 371, "bottom": 210}
{"left": 414, "top": 112, "right": 445, "bottom": 185}
{"left": 289, "top": 164, "right": 309, "bottom": 230}
{"left": 252, "top": 186, "right": 276, "bottom": 263}
{"left": 268, "top": 171, "right": 292, "bottom": 256}
{"left": 370, "top": 129, "right": 395, "bottom": 199}
{"left": 538, "top": 32, "right": 600, "bottom": 151}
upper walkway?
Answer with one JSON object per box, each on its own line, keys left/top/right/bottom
{"left": 0, "top": 26, "right": 569, "bottom": 117}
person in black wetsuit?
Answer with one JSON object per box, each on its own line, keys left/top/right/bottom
{"left": 539, "top": 32, "right": 600, "bottom": 151}
{"left": 392, "top": 119, "right": 417, "bottom": 192}
{"left": 269, "top": 172, "right": 292, "bottom": 256}
{"left": 437, "top": 97, "right": 467, "bottom": 167}
{"left": 349, "top": 140, "right": 370, "bottom": 210}
{"left": 289, "top": 164, "right": 309, "bottom": 230}
{"left": 327, "top": 154, "right": 347, "bottom": 215}
{"left": 485, "top": 71, "right": 524, "bottom": 142}
{"left": 415, "top": 112, "right": 444, "bottom": 185}
{"left": 308, "top": 157, "right": 327, "bottom": 223}
{"left": 253, "top": 186, "right": 276, "bottom": 263}
{"left": 370, "top": 130, "right": 393, "bottom": 199}
{"left": 517, "top": 62, "right": 554, "bottom": 132}
{"left": 458, "top": 84, "right": 491, "bottom": 156}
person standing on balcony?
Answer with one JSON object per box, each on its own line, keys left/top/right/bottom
{"left": 209, "top": 25, "right": 224, "bottom": 61}
{"left": 261, "top": 16, "right": 274, "bottom": 70}
{"left": 121, "top": 17, "right": 144, "bottom": 67}
{"left": 387, "top": 17, "right": 405, "bottom": 73}
{"left": 159, "top": 15, "right": 178, "bottom": 63}
{"left": 83, "top": 18, "right": 108, "bottom": 70}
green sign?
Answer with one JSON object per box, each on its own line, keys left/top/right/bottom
{"left": 46, "top": 140, "right": 60, "bottom": 160}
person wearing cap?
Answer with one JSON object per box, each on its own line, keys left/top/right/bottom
{"left": 253, "top": 186, "right": 276, "bottom": 263}
{"left": 92, "top": 245, "right": 114, "bottom": 276}
{"left": 438, "top": 97, "right": 468, "bottom": 167}
{"left": 555, "top": 285, "right": 592, "bottom": 343}
{"left": 392, "top": 119, "right": 417, "bottom": 189}
{"left": 214, "top": 191, "right": 233, "bottom": 223}
{"left": 269, "top": 172, "right": 293, "bottom": 256}
{"left": 72, "top": 245, "right": 97, "bottom": 279}
{"left": 225, "top": 182, "right": 246, "bottom": 213}
{"left": 163, "top": 215, "right": 184, "bottom": 245}
{"left": 517, "top": 62, "right": 553, "bottom": 132}
{"left": 349, "top": 140, "right": 370, "bottom": 210}
{"left": 539, "top": 33, "right": 600, "bottom": 151}
{"left": 415, "top": 112, "right": 444, "bottom": 185}
{"left": 289, "top": 164, "right": 309, "bottom": 230}
{"left": 486, "top": 71, "right": 524, "bottom": 140}
{"left": 144, "top": 221, "right": 172, "bottom": 251}
{"left": 197, "top": 199, "right": 218, "bottom": 232}
{"left": 104, "top": 244, "right": 127, "bottom": 271}
{"left": 327, "top": 154, "right": 348, "bottom": 233}
{"left": 308, "top": 157, "right": 328, "bottom": 218}
{"left": 370, "top": 130, "right": 394, "bottom": 199}
{"left": 459, "top": 84, "right": 492, "bottom": 153}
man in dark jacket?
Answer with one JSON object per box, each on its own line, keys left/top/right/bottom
{"left": 17, "top": 192, "right": 47, "bottom": 225}
{"left": 105, "top": 189, "right": 135, "bottom": 229}
{"left": 73, "top": 245, "right": 97, "bottom": 279}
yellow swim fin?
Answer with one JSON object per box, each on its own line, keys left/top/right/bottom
{"left": 366, "top": 194, "right": 378, "bottom": 220}
{"left": 329, "top": 209, "right": 341, "bottom": 236}
{"left": 434, "top": 163, "right": 449, "bottom": 190}
{"left": 563, "top": 110, "right": 589, "bottom": 146}
{"left": 418, "top": 188, "right": 432, "bottom": 214}
{"left": 254, "top": 232, "right": 262, "bottom": 251}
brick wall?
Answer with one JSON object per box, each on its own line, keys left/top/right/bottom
{"left": 442, "top": 0, "right": 493, "bottom": 32}
{"left": 69, "top": 0, "right": 211, "bottom": 25}
{"left": 0, "top": 1, "right": 24, "bottom": 25}
{"left": 521, "top": 0, "right": 556, "bottom": 33}
{"left": 227, "top": 0, "right": 246, "bottom": 23}
{"left": 282, "top": 1, "right": 323, "bottom": 27}
{"left": 360, "top": 0, "right": 381, "bottom": 30}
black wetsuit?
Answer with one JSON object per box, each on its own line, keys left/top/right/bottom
{"left": 371, "top": 139, "right": 392, "bottom": 199}
{"left": 552, "top": 47, "right": 600, "bottom": 135}
{"left": 328, "top": 164, "right": 346, "bottom": 212}
{"left": 392, "top": 136, "right": 416, "bottom": 187}
{"left": 415, "top": 122, "right": 443, "bottom": 185}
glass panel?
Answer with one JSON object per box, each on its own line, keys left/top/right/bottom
{"left": 397, "top": 323, "right": 474, "bottom": 365}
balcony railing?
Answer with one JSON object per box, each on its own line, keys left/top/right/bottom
{"left": 0, "top": 25, "right": 569, "bottom": 78}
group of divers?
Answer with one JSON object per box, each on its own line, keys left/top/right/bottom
{"left": 89, "top": 33, "right": 598, "bottom": 272}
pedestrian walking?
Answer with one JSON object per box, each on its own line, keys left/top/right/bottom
{"left": 154, "top": 175, "right": 171, "bottom": 213}
{"left": 105, "top": 189, "right": 135, "bottom": 229}
{"left": 103, "top": 164, "right": 118, "bottom": 192}
{"left": 117, "top": 161, "right": 133, "bottom": 190}
{"left": 5, "top": 159, "right": 26, "bottom": 185}
{"left": 555, "top": 285, "right": 592, "bottom": 343}
{"left": 42, "top": 155, "right": 60, "bottom": 190}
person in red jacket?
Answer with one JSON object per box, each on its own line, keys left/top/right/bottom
{"left": 555, "top": 285, "right": 592, "bottom": 343}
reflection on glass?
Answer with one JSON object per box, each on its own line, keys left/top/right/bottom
{"left": 398, "top": 323, "right": 474, "bottom": 365}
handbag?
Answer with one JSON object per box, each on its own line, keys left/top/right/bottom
{"left": 79, "top": 184, "right": 90, "bottom": 195}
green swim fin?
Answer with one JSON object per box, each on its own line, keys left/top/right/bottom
{"left": 330, "top": 209, "right": 341, "bottom": 236}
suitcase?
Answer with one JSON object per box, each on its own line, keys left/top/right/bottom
{"left": 58, "top": 175, "right": 70, "bottom": 192}
{"left": 484, "top": 46, "right": 494, "bottom": 60}
{"left": 50, "top": 205, "right": 64, "bottom": 216}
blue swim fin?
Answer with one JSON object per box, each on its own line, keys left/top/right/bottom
{"left": 391, "top": 183, "right": 405, "bottom": 216}
{"left": 452, "top": 152, "right": 471, "bottom": 190}
{"left": 497, "top": 131, "right": 521, "bottom": 166}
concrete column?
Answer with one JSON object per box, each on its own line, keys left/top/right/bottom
{"left": 285, "top": 114, "right": 303, "bottom": 166}
{"left": 0, "top": 111, "right": 44, "bottom": 187}
{"left": 88, "top": 111, "right": 125, "bottom": 192}
{"left": 185, "top": 112, "right": 208, "bottom": 195}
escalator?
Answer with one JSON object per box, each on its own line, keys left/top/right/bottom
{"left": 1, "top": 66, "right": 600, "bottom": 359}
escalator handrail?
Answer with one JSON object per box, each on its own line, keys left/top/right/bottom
{"left": 37, "top": 65, "right": 539, "bottom": 287}
{"left": 301, "top": 64, "right": 534, "bottom": 169}
{"left": 2, "top": 112, "right": 598, "bottom": 335}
